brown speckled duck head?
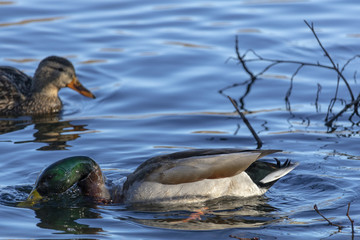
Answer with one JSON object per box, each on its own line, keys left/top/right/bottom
{"left": 32, "top": 56, "right": 95, "bottom": 99}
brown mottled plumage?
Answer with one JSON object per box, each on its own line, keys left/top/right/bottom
{"left": 0, "top": 56, "right": 95, "bottom": 116}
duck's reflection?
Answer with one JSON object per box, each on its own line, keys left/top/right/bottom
{"left": 17, "top": 120, "right": 88, "bottom": 150}
{"left": 0, "top": 117, "right": 31, "bottom": 135}
{"left": 122, "top": 196, "right": 282, "bottom": 230}
{"left": 33, "top": 196, "right": 281, "bottom": 232}
{"left": 34, "top": 205, "right": 104, "bottom": 234}
{"left": 9, "top": 185, "right": 282, "bottom": 231}
{"left": 0, "top": 186, "right": 104, "bottom": 234}
{"left": 0, "top": 116, "right": 92, "bottom": 150}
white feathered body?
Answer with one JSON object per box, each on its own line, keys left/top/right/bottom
{"left": 122, "top": 149, "right": 297, "bottom": 205}
{"left": 125, "top": 172, "right": 266, "bottom": 204}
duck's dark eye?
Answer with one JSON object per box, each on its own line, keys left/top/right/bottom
{"left": 57, "top": 67, "right": 64, "bottom": 72}
{"left": 45, "top": 174, "right": 54, "bottom": 181}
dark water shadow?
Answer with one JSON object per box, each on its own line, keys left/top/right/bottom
{"left": 0, "top": 115, "right": 92, "bottom": 150}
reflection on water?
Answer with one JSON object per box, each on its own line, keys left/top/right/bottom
{"left": 35, "top": 206, "right": 104, "bottom": 234}
{"left": 2, "top": 185, "right": 104, "bottom": 234}
{"left": 0, "top": 17, "right": 64, "bottom": 28}
{"left": 0, "top": 118, "right": 31, "bottom": 135}
{"left": 0, "top": 116, "right": 94, "bottom": 150}
{"left": 164, "top": 41, "right": 212, "bottom": 49}
{"left": 127, "top": 196, "right": 281, "bottom": 230}
{"left": 17, "top": 120, "right": 87, "bottom": 151}
{"left": 3, "top": 181, "right": 283, "bottom": 232}
{"left": 30, "top": 195, "right": 282, "bottom": 232}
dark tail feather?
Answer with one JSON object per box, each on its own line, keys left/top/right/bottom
{"left": 245, "top": 159, "right": 298, "bottom": 189}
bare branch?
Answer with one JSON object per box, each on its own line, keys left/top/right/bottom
{"left": 354, "top": 70, "right": 357, "bottom": 84}
{"left": 243, "top": 56, "right": 334, "bottom": 71}
{"left": 304, "top": 20, "right": 355, "bottom": 101}
{"left": 325, "top": 94, "right": 360, "bottom": 127}
{"left": 235, "top": 36, "right": 255, "bottom": 80}
{"left": 230, "top": 21, "right": 360, "bottom": 128}
{"left": 315, "top": 83, "right": 322, "bottom": 112}
{"left": 227, "top": 96, "right": 262, "bottom": 149}
{"left": 255, "top": 61, "right": 280, "bottom": 78}
{"left": 229, "top": 21, "right": 360, "bottom": 128}
{"left": 243, "top": 49, "right": 263, "bottom": 60}
{"left": 314, "top": 204, "right": 343, "bottom": 231}
{"left": 285, "top": 64, "right": 304, "bottom": 111}
{"left": 346, "top": 203, "right": 355, "bottom": 235}
{"left": 341, "top": 55, "right": 360, "bottom": 74}
{"left": 325, "top": 74, "right": 342, "bottom": 122}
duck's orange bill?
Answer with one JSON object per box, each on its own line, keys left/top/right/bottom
{"left": 67, "top": 77, "right": 96, "bottom": 99}
{"left": 17, "top": 189, "right": 43, "bottom": 207}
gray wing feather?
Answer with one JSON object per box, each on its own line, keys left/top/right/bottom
{"left": 123, "top": 149, "right": 281, "bottom": 189}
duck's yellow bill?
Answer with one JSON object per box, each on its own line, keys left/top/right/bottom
{"left": 17, "top": 189, "right": 43, "bottom": 207}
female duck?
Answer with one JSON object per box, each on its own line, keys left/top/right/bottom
{"left": 24, "top": 149, "right": 297, "bottom": 206}
{"left": 0, "top": 56, "right": 95, "bottom": 116}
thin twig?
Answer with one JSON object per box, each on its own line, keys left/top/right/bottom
{"left": 243, "top": 56, "right": 334, "bottom": 71}
{"left": 354, "top": 70, "right": 358, "bottom": 84}
{"left": 325, "top": 74, "right": 341, "bottom": 122}
{"left": 314, "top": 204, "right": 343, "bottom": 231}
{"left": 238, "top": 78, "right": 258, "bottom": 111}
{"left": 315, "top": 83, "right": 322, "bottom": 112}
{"left": 346, "top": 203, "right": 355, "bottom": 235}
{"left": 325, "top": 94, "right": 360, "bottom": 127}
{"left": 235, "top": 36, "right": 255, "bottom": 80}
{"left": 304, "top": 20, "right": 354, "bottom": 101}
{"left": 341, "top": 55, "right": 360, "bottom": 74}
{"left": 285, "top": 64, "right": 304, "bottom": 111}
{"left": 227, "top": 96, "right": 262, "bottom": 149}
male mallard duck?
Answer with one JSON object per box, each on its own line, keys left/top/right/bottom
{"left": 23, "top": 149, "right": 297, "bottom": 206}
{"left": 0, "top": 56, "right": 95, "bottom": 116}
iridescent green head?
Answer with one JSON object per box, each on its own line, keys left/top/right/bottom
{"left": 19, "top": 156, "right": 98, "bottom": 207}
{"left": 35, "top": 156, "right": 97, "bottom": 196}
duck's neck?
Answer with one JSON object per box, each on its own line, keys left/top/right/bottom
{"left": 22, "top": 76, "right": 61, "bottom": 114}
{"left": 19, "top": 92, "right": 62, "bottom": 115}
{"left": 31, "top": 72, "right": 61, "bottom": 100}
{"left": 77, "top": 164, "right": 111, "bottom": 202}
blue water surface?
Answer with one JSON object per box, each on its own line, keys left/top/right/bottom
{"left": 1, "top": 0, "right": 360, "bottom": 239}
